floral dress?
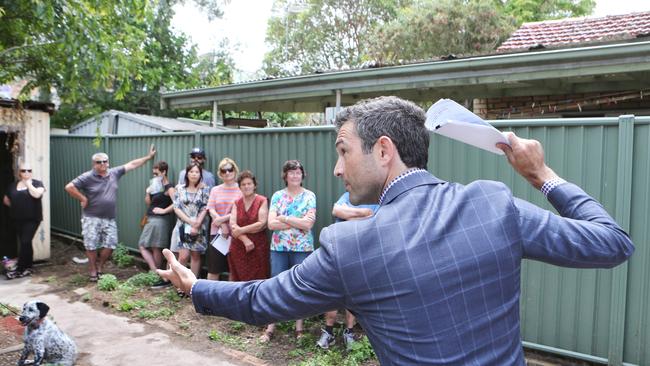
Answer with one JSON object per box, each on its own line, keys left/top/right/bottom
{"left": 269, "top": 188, "right": 316, "bottom": 252}
{"left": 173, "top": 184, "right": 210, "bottom": 252}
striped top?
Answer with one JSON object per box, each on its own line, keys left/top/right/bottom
{"left": 207, "top": 184, "right": 242, "bottom": 235}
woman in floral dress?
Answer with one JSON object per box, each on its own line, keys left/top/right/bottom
{"left": 260, "top": 160, "right": 316, "bottom": 342}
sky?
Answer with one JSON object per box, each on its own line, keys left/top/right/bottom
{"left": 171, "top": 0, "right": 649, "bottom": 80}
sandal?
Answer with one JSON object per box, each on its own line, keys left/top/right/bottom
{"left": 89, "top": 274, "right": 98, "bottom": 282}
{"left": 176, "top": 289, "right": 187, "bottom": 298}
{"left": 259, "top": 330, "right": 273, "bottom": 343}
{"left": 295, "top": 330, "right": 305, "bottom": 339}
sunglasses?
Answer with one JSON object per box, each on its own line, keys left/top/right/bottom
{"left": 220, "top": 167, "right": 234, "bottom": 174}
{"left": 190, "top": 154, "right": 204, "bottom": 159}
{"left": 94, "top": 160, "right": 109, "bottom": 164}
{"left": 20, "top": 169, "right": 32, "bottom": 173}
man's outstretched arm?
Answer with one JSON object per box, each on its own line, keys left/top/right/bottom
{"left": 158, "top": 230, "right": 345, "bottom": 325}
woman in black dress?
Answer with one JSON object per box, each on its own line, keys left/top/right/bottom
{"left": 2, "top": 162, "right": 45, "bottom": 279}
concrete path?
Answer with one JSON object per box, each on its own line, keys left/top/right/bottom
{"left": 0, "top": 276, "right": 246, "bottom": 366}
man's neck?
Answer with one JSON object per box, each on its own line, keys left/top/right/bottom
{"left": 382, "top": 163, "right": 409, "bottom": 192}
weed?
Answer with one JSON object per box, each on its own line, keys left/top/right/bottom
{"left": 151, "top": 296, "right": 164, "bottom": 306}
{"left": 118, "top": 299, "right": 148, "bottom": 312}
{"left": 0, "top": 303, "right": 14, "bottom": 316}
{"left": 137, "top": 307, "right": 175, "bottom": 319}
{"left": 346, "top": 336, "right": 376, "bottom": 363}
{"left": 45, "top": 275, "right": 57, "bottom": 283}
{"left": 125, "top": 272, "right": 160, "bottom": 287}
{"left": 229, "top": 321, "right": 245, "bottom": 333}
{"left": 97, "top": 274, "right": 119, "bottom": 291}
{"left": 115, "top": 282, "right": 137, "bottom": 298}
{"left": 179, "top": 322, "right": 191, "bottom": 330}
{"left": 81, "top": 293, "right": 92, "bottom": 302}
{"left": 163, "top": 288, "right": 181, "bottom": 302}
{"left": 68, "top": 274, "right": 88, "bottom": 286}
{"left": 112, "top": 244, "right": 134, "bottom": 268}
{"left": 208, "top": 329, "right": 244, "bottom": 350}
{"left": 288, "top": 348, "right": 306, "bottom": 358}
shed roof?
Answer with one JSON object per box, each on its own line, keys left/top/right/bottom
{"left": 70, "top": 110, "right": 226, "bottom": 134}
{"left": 161, "top": 40, "right": 650, "bottom": 113}
{"left": 498, "top": 11, "right": 650, "bottom": 52}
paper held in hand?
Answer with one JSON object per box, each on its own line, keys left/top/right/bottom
{"left": 211, "top": 229, "right": 231, "bottom": 255}
{"left": 425, "top": 99, "right": 510, "bottom": 155}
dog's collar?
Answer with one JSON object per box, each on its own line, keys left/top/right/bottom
{"left": 27, "top": 317, "right": 46, "bottom": 329}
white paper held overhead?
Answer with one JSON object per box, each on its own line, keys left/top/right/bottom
{"left": 425, "top": 99, "right": 509, "bottom": 155}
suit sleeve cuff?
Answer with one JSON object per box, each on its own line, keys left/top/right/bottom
{"left": 541, "top": 177, "right": 567, "bottom": 198}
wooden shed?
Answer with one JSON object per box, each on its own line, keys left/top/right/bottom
{"left": 0, "top": 99, "right": 54, "bottom": 262}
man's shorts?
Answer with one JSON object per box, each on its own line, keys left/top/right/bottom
{"left": 81, "top": 216, "right": 118, "bottom": 250}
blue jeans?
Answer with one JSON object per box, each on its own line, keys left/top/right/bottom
{"left": 270, "top": 251, "right": 311, "bottom": 277}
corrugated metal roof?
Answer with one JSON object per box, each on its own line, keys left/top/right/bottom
{"left": 70, "top": 110, "right": 227, "bottom": 134}
{"left": 498, "top": 11, "right": 650, "bottom": 52}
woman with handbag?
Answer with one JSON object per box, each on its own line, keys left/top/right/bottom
{"left": 138, "top": 161, "right": 175, "bottom": 287}
{"left": 172, "top": 163, "right": 210, "bottom": 295}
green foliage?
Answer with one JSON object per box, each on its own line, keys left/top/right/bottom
{"left": 346, "top": 336, "right": 376, "bottom": 363}
{"left": 263, "top": 0, "right": 405, "bottom": 76}
{"left": 367, "top": 0, "right": 515, "bottom": 63}
{"left": 502, "top": 0, "right": 595, "bottom": 24}
{"left": 45, "top": 275, "right": 57, "bottom": 284}
{"left": 125, "top": 272, "right": 161, "bottom": 287}
{"left": 208, "top": 329, "right": 244, "bottom": 350}
{"left": 264, "top": 0, "right": 595, "bottom": 77}
{"left": 115, "top": 283, "right": 138, "bottom": 299}
{"left": 137, "top": 307, "right": 175, "bottom": 319}
{"left": 81, "top": 293, "right": 92, "bottom": 302}
{"left": 229, "top": 321, "right": 245, "bottom": 332}
{"left": 163, "top": 288, "right": 182, "bottom": 302}
{"left": 112, "top": 245, "right": 135, "bottom": 268}
{"left": 0, "top": 303, "right": 12, "bottom": 317}
{"left": 97, "top": 274, "right": 119, "bottom": 291}
{"left": 68, "top": 274, "right": 89, "bottom": 286}
{"left": 118, "top": 299, "right": 149, "bottom": 312}
{"left": 0, "top": 0, "right": 149, "bottom": 101}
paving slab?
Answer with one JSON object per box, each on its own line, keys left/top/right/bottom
{"left": 0, "top": 276, "right": 244, "bottom": 366}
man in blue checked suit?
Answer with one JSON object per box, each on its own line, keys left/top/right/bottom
{"left": 159, "top": 96, "right": 633, "bottom": 365}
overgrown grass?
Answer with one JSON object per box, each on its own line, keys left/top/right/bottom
{"left": 137, "top": 307, "right": 175, "bottom": 319}
{"left": 118, "top": 299, "right": 149, "bottom": 312}
{"left": 97, "top": 274, "right": 119, "bottom": 291}
{"left": 112, "top": 244, "right": 134, "bottom": 268}
{"left": 124, "top": 271, "right": 160, "bottom": 287}
{"left": 208, "top": 329, "right": 245, "bottom": 350}
{"left": 68, "top": 273, "right": 88, "bottom": 286}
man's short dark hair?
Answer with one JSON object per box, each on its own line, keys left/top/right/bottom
{"left": 335, "top": 96, "right": 429, "bottom": 169}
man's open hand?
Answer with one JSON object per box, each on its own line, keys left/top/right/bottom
{"left": 157, "top": 249, "right": 197, "bottom": 294}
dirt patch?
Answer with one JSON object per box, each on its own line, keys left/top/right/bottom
{"left": 1, "top": 237, "right": 596, "bottom": 366}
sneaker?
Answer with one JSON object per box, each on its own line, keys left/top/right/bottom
{"left": 316, "top": 328, "right": 335, "bottom": 349}
{"left": 150, "top": 279, "right": 172, "bottom": 289}
{"left": 6, "top": 268, "right": 31, "bottom": 280}
{"left": 343, "top": 329, "right": 355, "bottom": 350}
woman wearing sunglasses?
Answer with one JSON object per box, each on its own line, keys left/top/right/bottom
{"left": 206, "top": 157, "right": 242, "bottom": 281}
{"left": 2, "top": 162, "right": 45, "bottom": 279}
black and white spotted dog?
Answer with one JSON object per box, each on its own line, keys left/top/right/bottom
{"left": 18, "top": 301, "right": 77, "bottom": 366}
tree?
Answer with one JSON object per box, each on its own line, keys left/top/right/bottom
{"left": 263, "top": 0, "right": 409, "bottom": 76}
{"left": 263, "top": 0, "right": 595, "bottom": 77}
{"left": 0, "top": 0, "right": 150, "bottom": 102}
{"left": 501, "top": 0, "right": 595, "bottom": 24}
{"left": 367, "top": 0, "right": 516, "bottom": 64}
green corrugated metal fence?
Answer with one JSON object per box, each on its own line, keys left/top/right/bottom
{"left": 50, "top": 116, "right": 650, "bottom": 365}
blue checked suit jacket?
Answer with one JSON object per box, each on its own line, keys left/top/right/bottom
{"left": 192, "top": 171, "right": 633, "bottom": 365}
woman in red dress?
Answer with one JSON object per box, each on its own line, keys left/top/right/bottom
{"left": 228, "top": 170, "right": 269, "bottom": 281}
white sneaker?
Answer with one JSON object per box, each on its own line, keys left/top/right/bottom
{"left": 316, "top": 329, "right": 335, "bottom": 349}
{"left": 343, "top": 329, "right": 355, "bottom": 350}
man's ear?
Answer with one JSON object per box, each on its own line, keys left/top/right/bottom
{"left": 375, "top": 136, "right": 397, "bottom": 165}
{"left": 36, "top": 302, "right": 49, "bottom": 319}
